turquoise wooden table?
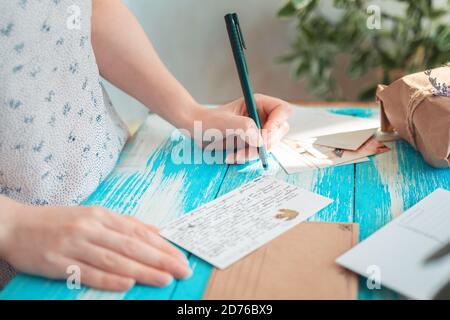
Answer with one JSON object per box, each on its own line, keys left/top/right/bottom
{"left": 1, "top": 106, "right": 449, "bottom": 300}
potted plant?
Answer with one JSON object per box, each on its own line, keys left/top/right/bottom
{"left": 278, "top": 0, "right": 450, "bottom": 100}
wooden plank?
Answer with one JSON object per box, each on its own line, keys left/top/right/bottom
{"left": 172, "top": 107, "right": 358, "bottom": 299}
{"left": 0, "top": 115, "right": 229, "bottom": 300}
{"left": 355, "top": 140, "right": 450, "bottom": 299}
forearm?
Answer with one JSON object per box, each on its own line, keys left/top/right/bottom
{"left": 0, "top": 196, "right": 21, "bottom": 259}
{"left": 91, "top": 0, "right": 203, "bottom": 130}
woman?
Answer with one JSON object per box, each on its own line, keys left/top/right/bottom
{"left": 0, "top": 0, "right": 292, "bottom": 291}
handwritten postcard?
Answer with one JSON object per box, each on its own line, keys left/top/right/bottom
{"left": 160, "top": 176, "right": 332, "bottom": 269}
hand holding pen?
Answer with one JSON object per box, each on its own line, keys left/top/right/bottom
{"left": 183, "top": 13, "right": 292, "bottom": 166}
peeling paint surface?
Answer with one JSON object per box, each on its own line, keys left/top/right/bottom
{"left": 2, "top": 108, "right": 449, "bottom": 300}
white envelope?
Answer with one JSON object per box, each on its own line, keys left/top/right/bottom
{"left": 285, "top": 108, "right": 379, "bottom": 142}
{"left": 314, "top": 128, "right": 377, "bottom": 151}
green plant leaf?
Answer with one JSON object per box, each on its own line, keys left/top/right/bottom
{"left": 295, "top": 61, "right": 310, "bottom": 78}
{"left": 290, "top": 0, "right": 314, "bottom": 10}
{"left": 275, "top": 53, "right": 300, "bottom": 64}
{"left": 437, "top": 26, "right": 450, "bottom": 51}
{"left": 277, "top": 2, "right": 296, "bottom": 18}
{"left": 292, "top": 0, "right": 307, "bottom": 8}
{"left": 277, "top": 0, "right": 450, "bottom": 100}
{"left": 348, "top": 50, "right": 370, "bottom": 78}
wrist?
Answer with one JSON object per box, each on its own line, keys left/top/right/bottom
{"left": 178, "top": 102, "right": 207, "bottom": 134}
{"left": 0, "top": 197, "right": 23, "bottom": 259}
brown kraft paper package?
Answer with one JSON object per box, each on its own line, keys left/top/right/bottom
{"left": 376, "top": 66, "right": 450, "bottom": 168}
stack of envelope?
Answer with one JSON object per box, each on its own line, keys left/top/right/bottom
{"left": 272, "top": 108, "right": 390, "bottom": 174}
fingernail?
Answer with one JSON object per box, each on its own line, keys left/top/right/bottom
{"left": 120, "top": 278, "right": 135, "bottom": 291}
{"left": 182, "top": 267, "right": 193, "bottom": 280}
{"left": 235, "top": 154, "right": 245, "bottom": 164}
{"left": 180, "top": 254, "right": 189, "bottom": 265}
{"left": 159, "top": 274, "right": 174, "bottom": 287}
{"left": 225, "top": 154, "right": 234, "bottom": 164}
{"left": 248, "top": 129, "right": 258, "bottom": 142}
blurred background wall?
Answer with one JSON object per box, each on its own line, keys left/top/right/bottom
{"left": 104, "top": 0, "right": 315, "bottom": 126}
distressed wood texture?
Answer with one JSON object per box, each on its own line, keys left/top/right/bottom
{"left": 1, "top": 107, "right": 449, "bottom": 300}
{"left": 0, "top": 115, "right": 228, "bottom": 300}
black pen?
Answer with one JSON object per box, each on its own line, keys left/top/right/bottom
{"left": 225, "top": 13, "right": 269, "bottom": 170}
{"left": 424, "top": 240, "right": 450, "bottom": 264}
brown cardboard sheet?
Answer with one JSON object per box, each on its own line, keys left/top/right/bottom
{"left": 204, "top": 222, "right": 359, "bottom": 300}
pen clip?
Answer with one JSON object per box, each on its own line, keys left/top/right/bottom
{"left": 233, "top": 14, "right": 246, "bottom": 50}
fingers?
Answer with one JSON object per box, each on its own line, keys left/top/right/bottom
{"left": 230, "top": 94, "right": 291, "bottom": 148}
{"left": 223, "top": 115, "right": 263, "bottom": 148}
{"left": 124, "top": 215, "right": 160, "bottom": 233}
{"left": 126, "top": 216, "right": 160, "bottom": 233}
{"left": 263, "top": 121, "right": 290, "bottom": 150}
{"left": 97, "top": 210, "right": 187, "bottom": 263}
{"left": 206, "top": 109, "right": 263, "bottom": 148}
{"left": 87, "top": 227, "right": 192, "bottom": 280}
{"left": 51, "top": 208, "right": 191, "bottom": 289}
{"left": 264, "top": 107, "right": 292, "bottom": 134}
{"left": 225, "top": 147, "right": 259, "bottom": 164}
{"left": 224, "top": 120, "right": 289, "bottom": 164}
{"left": 254, "top": 94, "right": 293, "bottom": 130}
{"left": 73, "top": 242, "right": 176, "bottom": 288}
{"left": 255, "top": 94, "right": 291, "bottom": 150}
{"left": 58, "top": 257, "right": 135, "bottom": 292}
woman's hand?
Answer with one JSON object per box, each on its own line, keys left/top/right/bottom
{"left": 0, "top": 198, "right": 191, "bottom": 291}
{"left": 193, "top": 94, "right": 292, "bottom": 164}
{"left": 91, "top": 1, "right": 292, "bottom": 160}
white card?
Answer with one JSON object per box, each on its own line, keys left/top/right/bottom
{"left": 160, "top": 176, "right": 333, "bottom": 269}
{"left": 336, "top": 188, "right": 450, "bottom": 300}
